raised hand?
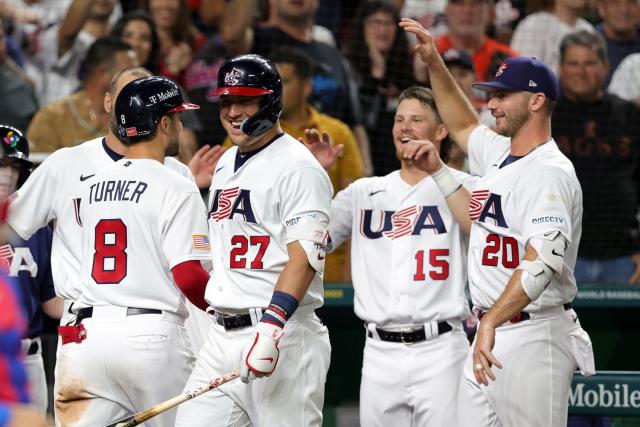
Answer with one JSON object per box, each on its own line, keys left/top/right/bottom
{"left": 299, "top": 128, "right": 344, "bottom": 171}
{"left": 399, "top": 18, "right": 437, "bottom": 65}
{"left": 188, "top": 144, "right": 227, "bottom": 189}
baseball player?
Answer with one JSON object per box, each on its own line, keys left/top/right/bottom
{"left": 175, "top": 54, "right": 333, "bottom": 427}
{"left": 0, "top": 125, "right": 61, "bottom": 415}
{"left": 6, "top": 67, "right": 217, "bottom": 425}
{"left": 313, "top": 85, "right": 474, "bottom": 426}
{"left": 65, "top": 75, "right": 210, "bottom": 427}
{"left": 401, "top": 19, "right": 594, "bottom": 426}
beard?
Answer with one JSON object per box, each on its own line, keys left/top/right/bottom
{"left": 164, "top": 137, "right": 180, "bottom": 157}
{"left": 495, "top": 107, "right": 529, "bottom": 138}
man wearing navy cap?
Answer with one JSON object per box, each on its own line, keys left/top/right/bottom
{"left": 402, "top": 19, "right": 594, "bottom": 426}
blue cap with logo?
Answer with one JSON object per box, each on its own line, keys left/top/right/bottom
{"left": 442, "top": 48, "right": 474, "bottom": 72}
{"left": 472, "top": 57, "right": 559, "bottom": 101}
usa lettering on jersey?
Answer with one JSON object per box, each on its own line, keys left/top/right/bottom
{"left": 360, "top": 206, "right": 447, "bottom": 240}
{"left": 0, "top": 244, "right": 38, "bottom": 277}
{"left": 209, "top": 187, "right": 256, "bottom": 223}
{"left": 469, "top": 190, "right": 508, "bottom": 228}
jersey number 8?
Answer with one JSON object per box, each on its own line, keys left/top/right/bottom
{"left": 92, "top": 219, "right": 128, "bottom": 284}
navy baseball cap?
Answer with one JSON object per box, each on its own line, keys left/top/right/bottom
{"left": 472, "top": 57, "right": 559, "bottom": 101}
{"left": 442, "top": 48, "right": 474, "bottom": 72}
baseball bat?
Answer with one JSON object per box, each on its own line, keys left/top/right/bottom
{"left": 104, "top": 369, "right": 240, "bottom": 427}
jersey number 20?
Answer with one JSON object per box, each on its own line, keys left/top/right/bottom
{"left": 482, "top": 234, "right": 520, "bottom": 268}
{"left": 92, "top": 219, "right": 127, "bottom": 284}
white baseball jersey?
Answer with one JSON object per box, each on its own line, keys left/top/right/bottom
{"left": 467, "top": 125, "right": 583, "bottom": 312}
{"left": 329, "top": 169, "right": 475, "bottom": 326}
{"left": 8, "top": 137, "right": 193, "bottom": 301}
{"left": 205, "top": 133, "right": 333, "bottom": 310}
{"left": 74, "top": 159, "right": 210, "bottom": 316}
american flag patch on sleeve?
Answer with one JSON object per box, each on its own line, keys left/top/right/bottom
{"left": 192, "top": 234, "right": 210, "bottom": 250}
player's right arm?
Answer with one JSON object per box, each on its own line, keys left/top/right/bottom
{"left": 400, "top": 19, "right": 480, "bottom": 153}
{"left": 8, "top": 154, "right": 60, "bottom": 240}
{"left": 162, "top": 188, "right": 212, "bottom": 311}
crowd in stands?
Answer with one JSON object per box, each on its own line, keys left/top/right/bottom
{"left": 0, "top": 0, "right": 639, "bottom": 285}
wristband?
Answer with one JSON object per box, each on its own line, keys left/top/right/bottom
{"left": 430, "top": 165, "right": 462, "bottom": 198}
{"left": 260, "top": 291, "right": 299, "bottom": 328}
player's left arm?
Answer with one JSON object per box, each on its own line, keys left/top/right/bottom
{"left": 241, "top": 165, "right": 332, "bottom": 383}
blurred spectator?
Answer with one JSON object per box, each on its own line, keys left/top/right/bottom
{"left": 345, "top": 0, "right": 415, "bottom": 177}
{"left": 0, "top": 188, "right": 46, "bottom": 426}
{"left": 141, "top": 0, "right": 206, "bottom": 86}
{"left": 184, "top": 0, "right": 236, "bottom": 146}
{"left": 0, "top": 269, "right": 47, "bottom": 427}
{"left": 27, "top": 36, "right": 137, "bottom": 153}
{"left": 222, "top": 0, "right": 373, "bottom": 175}
{"left": 553, "top": 30, "right": 640, "bottom": 284}
{"left": 0, "top": 125, "right": 61, "bottom": 415}
{"left": 111, "top": 9, "right": 160, "bottom": 73}
{"left": 435, "top": 0, "right": 518, "bottom": 81}
{"left": 33, "top": 0, "right": 119, "bottom": 106}
{"left": 441, "top": 47, "right": 494, "bottom": 127}
{"left": 608, "top": 52, "right": 640, "bottom": 104}
{"left": 596, "top": 0, "right": 640, "bottom": 85}
{"left": 0, "top": 24, "right": 37, "bottom": 132}
{"left": 401, "top": 0, "right": 447, "bottom": 37}
{"left": 441, "top": 47, "right": 495, "bottom": 171}
{"left": 110, "top": 9, "right": 201, "bottom": 162}
{"left": 274, "top": 47, "right": 363, "bottom": 282}
{"left": 510, "top": 0, "right": 594, "bottom": 72}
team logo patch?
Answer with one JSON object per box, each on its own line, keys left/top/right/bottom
{"left": 0, "top": 244, "right": 14, "bottom": 272}
{"left": 192, "top": 234, "right": 210, "bottom": 250}
{"left": 469, "top": 189, "right": 490, "bottom": 221}
{"left": 2, "top": 131, "right": 19, "bottom": 148}
{"left": 224, "top": 68, "right": 244, "bottom": 86}
{"left": 495, "top": 62, "right": 508, "bottom": 77}
{"left": 125, "top": 127, "right": 138, "bottom": 137}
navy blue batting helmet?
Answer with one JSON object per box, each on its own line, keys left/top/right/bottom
{"left": 210, "top": 54, "right": 282, "bottom": 137}
{"left": 115, "top": 76, "right": 200, "bottom": 144}
{"left": 0, "top": 125, "right": 32, "bottom": 187}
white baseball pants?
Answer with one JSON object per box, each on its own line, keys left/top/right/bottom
{"left": 456, "top": 307, "right": 586, "bottom": 427}
{"left": 54, "top": 306, "right": 195, "bottom": 427}
{"left": 359, "top": 324, "right": 469, "bottom": 427}
{"left": 175, "top": 305, "right": 331, "bottom": 427}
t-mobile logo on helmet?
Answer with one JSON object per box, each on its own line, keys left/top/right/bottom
{"left": 224, "top": 68, "right": 244, "bottom": 86}
{"left": 149, "top": 88, "right": 180, "bottom": 104}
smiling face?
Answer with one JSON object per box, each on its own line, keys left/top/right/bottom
{"left": 392, "top": 98, "right": 443, "bottom": 159}
{"left": 486, "top": 89, "right": 532, "bottom": 137}
{"left": 121, "top": 19, "right": 153, "bottom": 66}
{"left": 219, "top": 95, "right": 264, "bottom": 150}
{"left": 559, "top": 44, "right": 608, "bottom": 102}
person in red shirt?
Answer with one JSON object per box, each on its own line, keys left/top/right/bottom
{"left": 436, "top": 0, "right": 518, "bottom": 81}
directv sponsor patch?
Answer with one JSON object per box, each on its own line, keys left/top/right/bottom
{"left": 532, "top": 216, "right": 564, "bottom": 224}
